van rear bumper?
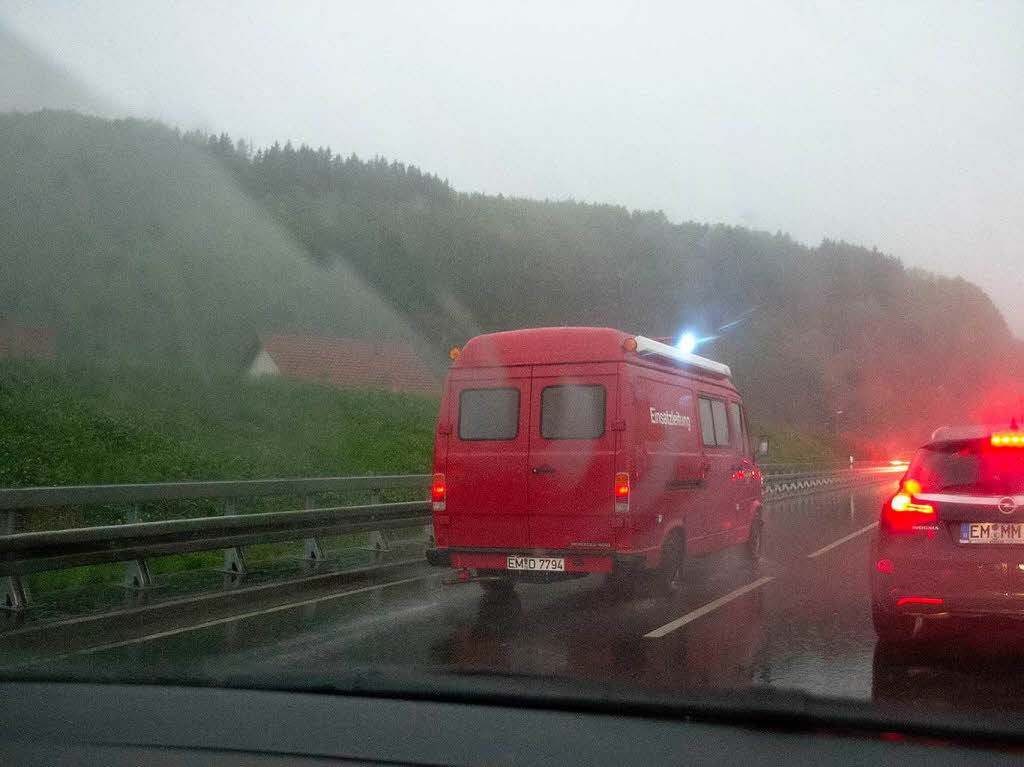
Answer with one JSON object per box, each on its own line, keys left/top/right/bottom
{"left": 427, "top": 547, "right": 642, "bottom": 574}
{"left": 428, "top": 548, "right": 626, "bottom": 573}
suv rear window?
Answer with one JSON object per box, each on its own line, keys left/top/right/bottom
{"left": 541, "top": 385, "right": 606, "bottom": 440}
{"left": 458, "top": 388, "right": 520, "bottom": 440}
{"left": 907, "top": 440, "right": 1024, "bottom": 494}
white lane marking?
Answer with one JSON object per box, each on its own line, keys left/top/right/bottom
{"left": 12, "top": 575, "right": 433, "bottom": 665}
{"left": 806, "top": 521, "right": 878, "bottom": 559}
{"left": 643, "top": 576, "right": 775, "bottom": 639}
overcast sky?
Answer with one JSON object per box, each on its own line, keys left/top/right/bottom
{"left": 3, "top": 1, "right": 1022, "bottom": 335}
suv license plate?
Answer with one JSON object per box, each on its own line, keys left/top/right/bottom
{"left": 507, "top": 556, "right": 565, "bottom": 571}
{"left": 960, "top": 522, "right": 1024, "bottom": 544}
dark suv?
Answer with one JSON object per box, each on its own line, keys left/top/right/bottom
{"left": 871, "top": 425, "right": 1024, "bottom": 641}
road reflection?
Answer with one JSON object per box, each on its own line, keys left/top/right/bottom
{"left": 436, "top": 564, "right": 766, "bottom": 692}
{"left": 873, "top": 623, "right": 1024, "bottom": 713}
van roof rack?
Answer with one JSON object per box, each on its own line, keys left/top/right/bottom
{"left": 633, "top": 335, "right": 732, "bottom": 378}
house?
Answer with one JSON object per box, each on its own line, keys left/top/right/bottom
{"left": 0, "top": 317, "right": 56, "bottom": 361}
{"left": 247, "top": 333, "right": 439, "bottom": 394}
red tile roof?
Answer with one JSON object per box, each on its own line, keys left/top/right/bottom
{"left": 0, "top": 317, "right": 55, "bottom": 361}
{"left": 258, "top": 334, "right": 439, "bottom": 394}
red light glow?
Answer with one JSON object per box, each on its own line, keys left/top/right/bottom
{"left": 614, "top": 472, "right": 630, "bottom": 512}
{"left": 993, "top": 433, "right": 1024, "bottom": 447}
{"left": 431, "top": 472, "right": 446, "bottom": 511}
{"left": 614, "top": 472, "right": 630, "bottom": 497}
{"left": 890, "top": 494, "right": 934, "bottom": 514}
{"left": 896, "top": 597, "right": 943, "bottom": 607}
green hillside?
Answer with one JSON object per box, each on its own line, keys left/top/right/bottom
{"left": 0, "top": 110, "right": 418, "bottom": 372}
{"left": 2, "top": 110, "right": 1021, "bottom": 454}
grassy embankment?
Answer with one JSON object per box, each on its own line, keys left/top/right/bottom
{"left": 0, "top": 359, "right": 437, "bottom": 591}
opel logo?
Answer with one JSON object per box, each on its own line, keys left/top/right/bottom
{"left": 998, "top": 497, "right": 1017, "bottom": 515}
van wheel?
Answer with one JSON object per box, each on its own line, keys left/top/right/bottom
{"left": 746, "top": 514, "right": 765, "bottom": 561}
{"left": 652, "top": 532, "right": 685, "bottom": 594}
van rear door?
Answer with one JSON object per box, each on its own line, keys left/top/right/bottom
{"left": 527, "top": 366, "right": 619, "bottom": 550}
{"left": 696, "top": 393, "right": 739, "bottom": 544}
{"left": 445, "top": 371, "right": 531, "bottom": 548}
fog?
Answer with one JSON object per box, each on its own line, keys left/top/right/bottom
{"left": 2, "top": 1, "right": 1023, "bottom": 336}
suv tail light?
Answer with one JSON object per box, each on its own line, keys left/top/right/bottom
{"left": 432, "top": 472, "right": 446, "bottom": 512}
{"left": 882, "top": 491, "right": 935, "bottom": 532}
{"left": 614, "top": 472, "right": 630, "bottom": 513}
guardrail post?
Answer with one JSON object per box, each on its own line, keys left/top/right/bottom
{"left": 2, "top": 576, "right": 30, "bottom": 612}
{"left": 121, "top": 504, "right": 154, "bottom": 590}
{"left": 2, "top": 509, "right": 30, "bottom": 612}
{"left": 301, "top": 493, "right": 325, "bottom": 564}
{"left": 122, "top": 558, "right": 154, "bottom": 589}
{"left": 365, "top": 488, "right": 390, "bottom": 560}
{"left": 221, "top": 498, "right": 247, "bottom": 576}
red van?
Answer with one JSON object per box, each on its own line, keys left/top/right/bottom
{"left": 425, "top": 327, "right": 763, "bottom": 592}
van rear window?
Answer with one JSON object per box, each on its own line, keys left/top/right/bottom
{"left": 458, "top": 388, "right": 520, "bottom": 440}
{"left": 541, "top": 385, "right": 606, "bottom": 440}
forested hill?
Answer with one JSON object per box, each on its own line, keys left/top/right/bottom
{"left": 3, "top": 110, "right": 1021, "bottom": 452}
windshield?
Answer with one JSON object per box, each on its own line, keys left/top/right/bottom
{"left": 3, "top": 0, "right": 1024, "bottom": 739}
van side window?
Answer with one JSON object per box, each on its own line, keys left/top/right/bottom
{"left": 710, "top": 399, "right": 730, "bottom": 446}
{"left": 698, "top": 396, "right": 731, "bottom": 447}
{"left": 698, "top": 398, "right": 716, "bottom": 446}
{"left": 459, "top": 388, "right": 520, "bottom": 440}
{"left": 729, "top": 402, "right": 745, "bottom": 451}
{"left": 740, "top": 405, "right": 751, "bottom": 455}
{"left": 541, "top": 385, "right": 606, "bottom": 439}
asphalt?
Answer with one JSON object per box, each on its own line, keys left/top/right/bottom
{"left": 34, "top": 479, "right": 1024, "bottom": 716}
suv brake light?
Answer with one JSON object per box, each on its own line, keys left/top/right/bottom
{"left": 992, "top": 433, "right": 1024, "bottom": 446}
{"left": 614, "top": 472, "right": 630, "bottom": 513}
{"left": 890, "top": 493, "right": 935, "bottom": 514}
{"left": 432, "top": 472, "right": 446, "bottom": 512}
{"left": 882, "top": 491, "right": 935, "bottom": 532}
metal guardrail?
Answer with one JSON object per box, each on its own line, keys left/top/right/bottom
{"left": 0, "top": 475, "right": 433, "bottom": 612}
{"left": 761, "top": 465, "right": 903, "bottom": 496}
{"left": 0, "top": 475, "right": 430, "bottom": 511}
{"left": 0, "top": 466, "right": 901, "bottom": 613}
{"left": 0, "top": 502, "right": 431, "bottom": 576}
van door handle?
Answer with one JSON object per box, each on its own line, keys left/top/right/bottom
{"left": 532, "top": 466, "right": 557, "bottom": 475}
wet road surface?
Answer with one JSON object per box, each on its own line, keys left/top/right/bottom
{"left": 41, "top": 479, "right": 1024, "bottom": 715}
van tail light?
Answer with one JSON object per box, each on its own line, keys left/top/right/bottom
{"left": 882, "top": 492, "right": 935, "bottom": 532}
{"left": 614, "top": 472, "right": 630, "bottom": 513}
{"left": 432, "top": 472, "right": 446, "bottom": 512}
